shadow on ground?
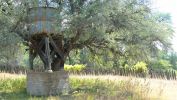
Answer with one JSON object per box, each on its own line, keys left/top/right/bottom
{"left": 0, "top": 90, "right": 74, "bottom": 100}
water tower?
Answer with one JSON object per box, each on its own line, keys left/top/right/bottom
{"left": 26, "top": 0, "right": 69, "bottom": 96}
{"left": 27, "top": 0, "right": 63, "bottom": 72}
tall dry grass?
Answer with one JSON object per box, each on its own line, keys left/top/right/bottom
{"left": 0, "top": 72, "right": 25, "bottom": 80}
{"left": 0, "top": 73, "right": 177, "bottom": 100}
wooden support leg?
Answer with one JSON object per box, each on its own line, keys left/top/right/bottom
{"left": 29, "top": 48, "right": 37, "bottom": 70}
{"left": 44, "top": 37, "right": 52, "bottom": 72}
{"left": 31, "top": 36, "right": 65, "bottom": 72}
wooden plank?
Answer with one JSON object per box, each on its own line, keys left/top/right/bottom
{"left": 49, "top": 36, "right": 64, "bottom": 60}
{"left": 44, "top": 37, "right": 52, "bottom": 70}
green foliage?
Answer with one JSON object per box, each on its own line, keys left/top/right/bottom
{"left": 151, "top": 59, "right": 172, "bottom": 70}
{"left": 0, "top": 0, "right": 174, "bottom": 70}
{"left": 64, "top": 64, "right": 86, "bottom": 72}
{"left": 0, "top": 0, "right": 24, "bottom": 64}
{"left": 159, "top": 51, "right": 177, "bottom": 70}
{"left": 148, "top": 51, "right": 177, "bottom": 71}
{"left": 133, "top": 62, "right": 148, "bottom": 74}
{"left": 168, "top": 52, "right": 177, "bottom": 70}
{"left": 0, "top": 78, "right": 26, "bottom": 92}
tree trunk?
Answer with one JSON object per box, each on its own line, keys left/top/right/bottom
{"left": 51, "top": 57, "right": 65, "bottom": 71}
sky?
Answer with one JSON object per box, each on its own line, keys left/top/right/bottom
{"left": 152, "top": 0, "right": 177, "bottom": 51}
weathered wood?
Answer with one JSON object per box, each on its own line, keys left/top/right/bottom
{"left": 29, "top": 35, "right": 65, "bottom": 71}
{"left": 44, "top": 37, "right": 52, "bottom": 72}
{"left": 49, "top": 36, "right": 64, "bottom": 59}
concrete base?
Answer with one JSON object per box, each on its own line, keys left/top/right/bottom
{"left": 26, "top": 70, "right": 69, "bottom": 96}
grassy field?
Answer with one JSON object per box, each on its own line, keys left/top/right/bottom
{"left": 0, "top": 73, "right": 176, "bottom": 100}
{"left": 71, "top": 75, "right": 177, "bottom": 100}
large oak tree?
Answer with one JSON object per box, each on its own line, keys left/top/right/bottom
{"left": 0, "top": 0, "right": 174, "bottom": 70}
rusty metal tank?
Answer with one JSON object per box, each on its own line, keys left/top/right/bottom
{"left": 28, "top": 7, "right": 60, "bottom": 36}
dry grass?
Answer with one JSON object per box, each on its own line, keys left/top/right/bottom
{"left": 1, "top": 73, "right": 177, "bottom": 100}
{"left": 0, "top": 73, "right": 25, "bottom": 80}
{"left": 147, "top": 78, "right": 177, "bottom": 100}
{"left": 70, "top": 74, "right": 177, "bottom": 100}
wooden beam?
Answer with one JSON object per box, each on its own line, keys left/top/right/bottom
{"left": 49, "top": 36, "right": 64, "bottom": 60}
{"left": 44, "top": 37, "right": 52, "bottom": 71}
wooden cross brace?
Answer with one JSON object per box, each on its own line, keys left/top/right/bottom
{"left": 29, "top": 36, "right": 64, "bottom": 72}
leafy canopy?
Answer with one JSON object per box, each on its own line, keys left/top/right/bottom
{"left": 0, "top": 0, "right": 174, "bottom": 65}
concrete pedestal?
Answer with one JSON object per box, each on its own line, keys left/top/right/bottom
{"left": 26, "top": 70, "right": 69, "bottom": 96}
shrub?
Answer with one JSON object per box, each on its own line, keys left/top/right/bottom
{"left": 0, "top": 78, "right": 26, "bottom": 92}
{"left": 133, "top": 62, "right": 148, "bottom": 74}
{"left": 123, "top": 64, "right": 130, "bottom": 69}
{"left": 64, "top": 64, "right": 86, "bottom": 72}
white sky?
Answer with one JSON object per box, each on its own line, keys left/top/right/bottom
{"left": 152, "top": 0, "right": 177, "bottom": 51}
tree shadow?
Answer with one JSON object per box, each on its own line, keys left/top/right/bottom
{"left": 0, "top": 90, "right": 29, "bottom": 100}
{"left": 0, "top": 90, "right": 74, "bottom": 100}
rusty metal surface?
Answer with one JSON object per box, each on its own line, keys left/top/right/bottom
{"left": 27, "top": 7, "right": 60, "bottom": 35}
{"left": 28, "top": 7, "right": 59, "bottom": 22}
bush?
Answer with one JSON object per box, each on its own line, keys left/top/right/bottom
{"left": 0, "top": 78, "right": 26, "bottom": 92}
{"left": 151, "top": 60, "right": 172, "bottom": 70}
{"left": 64, "top": 64, "right": 86, "bottom": 72}
{"left": 133, "top": 62, "right": 148, "bottom": 74}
